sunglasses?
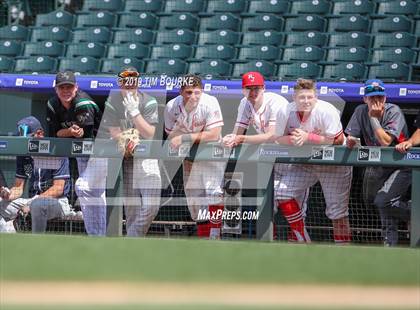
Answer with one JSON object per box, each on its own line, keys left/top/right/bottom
{"left": 18, "top": 124, "right": 31, "bottom": 137}
{"left": 365, "top": 85, "right": 385, "bottom": 94}
{"left": 118, "top": 70, "right": 139, "bottom": 78}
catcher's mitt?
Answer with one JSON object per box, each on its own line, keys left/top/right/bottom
{"left": 117, "top": 128, "right": 140, "bottom": 158}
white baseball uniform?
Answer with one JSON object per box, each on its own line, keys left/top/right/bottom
{"left": 275, "top": 99, "right": 352, "bottom": 220}
{"left": 164, "top": 93, "right": 224, "bottom": 221}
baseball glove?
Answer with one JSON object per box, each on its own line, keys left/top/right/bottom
{"left": 117, "top": 128, "right": 140, "bottom": 158}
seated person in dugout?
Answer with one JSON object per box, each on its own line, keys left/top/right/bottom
{"left": 0, "top": 116, "right": 71, "bottom": 233}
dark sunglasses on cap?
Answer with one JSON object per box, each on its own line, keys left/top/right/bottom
{"left": 365, "top": 85, "right": 385, "bottom": 94}
{"left": 118, "top": 70, "right": 139, "bottom": 78}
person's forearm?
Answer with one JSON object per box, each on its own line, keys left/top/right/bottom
{"left": 39, "top": 184, "right": 64, "bottom": 198}
{"left": 408, "top": 129, "right": 420, "bottom": 146}
{"left": 8, "top": 187, "right": 23, "bottom": 201}
{"left": 57, "top": 128, "right": 72, "bottom": 138}
{"left": 132, "top": 114, "right": 155, "bottom": 139}
{"left": 242, "top": 133, "right": 273, "bottom": 144}
{"left": 189, "top": 130, "right": 219, "bottom": 144}
{"left": 373, "top": 128, "right": 393, "bottom": 146}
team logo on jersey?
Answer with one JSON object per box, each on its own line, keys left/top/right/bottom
{"left": 28, "top": 140, "right": 50, "bottom": 154}
{"left": 358, "top": 148, "right": 381, "bottom": 162}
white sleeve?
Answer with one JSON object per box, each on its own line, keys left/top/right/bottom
{"left": 275, "top": 105, "right": 290, "bottom": 136}
{"left": 205, "top": 97, "right": 224, "bottom": 130}
{"left": 235, "top": 99, "right": 250, "bottom": 129}
{"left": 164, "top": 101, "right": 176, "bottom": 134}
{"left": 268, "top": 95, "right": 288, "bottom": 126}
{"left": 323, "top": 106, "right": 343, "bottom": 138}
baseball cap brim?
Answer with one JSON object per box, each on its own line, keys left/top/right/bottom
{"left": 365, "top": 91, "right": 386, "bottom": 97}
{"left": 55, "top": 81, "right": 76, "bottom": 87}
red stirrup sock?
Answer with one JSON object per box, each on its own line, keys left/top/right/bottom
{"left": 333, "top": 217, "right": 351, "bottom": 244}
{"left": 278, "top": 199, "right": 311, "bottom": 243}
{"left": 197, "top": 221, "right": 210, "bottom": 238}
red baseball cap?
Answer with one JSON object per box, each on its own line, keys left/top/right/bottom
{"left": 242, "top": 71, "right": 265, "bottom": 88}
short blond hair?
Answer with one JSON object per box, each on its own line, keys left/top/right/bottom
{"left": 293, "top": 78, "right": 316, "bottom": 91}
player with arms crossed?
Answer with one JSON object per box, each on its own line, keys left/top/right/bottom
{"left": 346, "top": 79, "right": 410, "bottom": 246}
{"left": 164, "top": 75, "right": 224, "bottom": 239}
{"left": 274, "top": 79, "right": 353, "bottom": 244}
{"left": 47, "top": 71, "right": 107, "bottom": 236}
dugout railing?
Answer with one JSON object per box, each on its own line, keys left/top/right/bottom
{"left": 0, "top": 137, "right": 419, "bottom": 247}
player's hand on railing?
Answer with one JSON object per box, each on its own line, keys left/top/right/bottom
{"left": 290, "top": 128, "right": 308, "bottom": 146}
{"left": 170, "top": 135, "right": 183, "bottom": 149}
{"left": 346, "top": 136, "right": 361, "bottom": 149}
{"left": 395, "top": 140, "right": 413, "bottom": 153}
{"left": 222, "top": 134, "right": 237, "bottom": 148}
{"left": 69, "top": 124, "right": 84, "bottom": 138}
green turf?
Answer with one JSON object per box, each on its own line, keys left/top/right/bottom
{"left": 0, "top": 234, "right": 419, "bottom": 285}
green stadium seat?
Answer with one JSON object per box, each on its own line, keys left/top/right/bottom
{"left": 232, "top": 60, "right": 277, "bottom": 78}
{"left": 371, "top": 16, "right": 412, "bottom": 33}
{"left": 281, "top": 46, "right": 325, "bottom": 62}
{"left": 238, "top": 45, "right": 280, "bottom": 61}
{"left": 0, "top": 56, "right": 14, "bottom": 72}
{"left": 198, "top": 30, "right": 241, "bottom": 45}
{"left": 58, "top": 56, "right": 99, "bottom": 74}
{"left": 331, "top": 0, "right": 375, "bottom": 15}
{"left": 285, "top": 31, "right": 327, "bottom": 47}
{"left": 100, "top": 58, "right": 145, "bottom": 74}
{"left": 145, "top": 59, "right": 187, "bottom": 75}
{"left": 322, "top": 62, "right": 366, "bottom": 81}
{"left": 376, "top": 0, "right": 418, "bottom": 16}
{"left": 368, "top": 62, "right": 410, "bottom": 80}
{"left": 0, "top": 40, "right": 22, "bottom": 57}
{"left": 194, "top": 44, "right": 236, "bottom": 60}
{"left": 188, "top": 59, "right": 232, "bottom": 77}
{"left": 76, "top": 12, "right": 116, "bottom": 28}
{"left": 112, "top": 28, "right": 154, "bottom": 44}
{"left": 107, "top": 43, "right": 150, "bottom": 59}
{"left": 151, "top": 44, "right": 193, "bottom": 59}
{"left": 206, "top": 0, "right": 248, "bottom": 14}
{"left": 164, "top": 0, "right": 205, "bottom": 13}
{"left": 242, "top": 14, "right": 284, "bottom": 32}
{"left": 81, "top": 0, "right": 123, "bottom": 12}
{"left": 35, "top": 10, "right": 74, "bottom": 28}
{"left": 30, "top": 26, "right": 70, "bottom": 43}
{"left": 373, "top": 32, "right": 416, "bottom": 48}
{"left": 371, "top": 47, "right": 416, "bottom": 64}
{"left": 155, "top": 29, "right": 196, "bottom": 45}
{"left": 15, "top": 56, "right": 57, "bottom": 73}
{"left": 123, "top": 0, "right": 163, "bottom": 13}
{"left": 159, "top": 13, "right": 199, "bottom": 31}
{"left": 242, "top": 31, "right": 284, "bottom": 46}
{"left": 199, "top": 14, "right": 240, "bottom": 31}
{"left": 118, "top": 13, "right": 158, "bottom": 29}
{"left": 290, "top": 0, "right": 332, "bottom": 15}
{"left": 284, "top": 16, "right": 326, "bottom": 32}
{"left": 247, "top": 0, "right": 290, "bottom": 14}
{"left": 328, "top": 32, "right": 371, "bottom": 48}
{"left": 23, "top": 41, "right": 64, "bottom": 57}
{"left": 66, "top": 42, "right": 105, "bottom": 58}
{"left": 326, "top": 47, "right": 369, "bottom": 63}
{"left": 327, "top": 15, "right": 370, "bottom": 32}
{"left": 416, "top": 20, "right": 420, "bottom": 36}
{"left": 277, "top": 61, "right": 321, "bottom": 80}
{"left": 0, "top": 25, "right": 29, "bottom": 41}
{"left": 72, "top": 27, "right": 111, "bottom": 43}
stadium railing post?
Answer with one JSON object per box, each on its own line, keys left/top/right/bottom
{"left": 106, "top": 159, "right": 123, "bottom": 237}
{"left": 256, "top": 162, "right": 274, "bottom": 241}
{"left": 410, "top": 168, "right": 420, "bottom": 247}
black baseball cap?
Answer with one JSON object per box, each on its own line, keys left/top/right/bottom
{"left": 55, "top": 71, "right": 76, "bottom": 87}
{"left": 16, "top": 116, "right": 43, "bottom": 137}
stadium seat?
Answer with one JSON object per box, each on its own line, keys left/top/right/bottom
{"left": 194, "top": 44, "right": 236, "bottom": 60}
{"left": 277, "top": 61, "right": 321, "bottom": 80}
{"left": 371, "top": 16, "right": 412, "bottom": 33}
{"left": 76, "top": 12, "right": 116, "bottom": 28}
{"left": 0, "top": 40, "right": 22, "bottom": 57}
{"left": 58, "top": 56, "right": 99, "bottom": 74}
{"left": 371, "top": 47, "right": 416, "bottom": 64}
{"left": 30, "top": 26, "right": 70, "bottom": 42}
{"left": 327, "top": 15, "right": 370, "bottom": 32}
{"left": 232, "top": 60, "right": 277, "bottom": 78}
{"left": 373, "top": 32, "right": 416, "bottom": 48}
{"left": 206, "top": 0, "right": 247, "bottom": 14}
{"left": 281, "top": 46, "right": 325, "bottom": 63}
{"left": 198, "top": 30, "right": 241, "bottom": 45}
{"left": 159, "top": 13, "right": 199, "bottom": 31}
{"left": 242, "top": 14, "right": 284, "bottom": 32}
{"left": 368, "top": 62, "right": 410, "bottom": 80}
{"left": 0, "top": 25, "right": 29, "bottom": 41}
{"left": 290, "top": 0, "right": 332, "bottom": 15}
{"left": 35, "top": 10, "right": 74, "bottom": 28}
{"left": 331, "top": 0, "right": 375, "bottom": 15}
{"left": 15, "top": 56, "right": 57, "bottom": 73}
{"left": 285, "top": 31, "right": 327, "bottom": 47}
{"left": 118, "top": 12, "right": 158, "bottom": 29}
{"left": 100, "top": 58, "right": 145, "bottom": 74}
{"left": 188, "top": 59, "right": 232, "bottom": 77}
{"left": 107, "top": 43, "right": 150, "bottom": 59}
{"left": 123, "top": 0, "right": 163, "bottom": 13}
{"left": 112, "top": 28, "right": 154, "bottom": 44}
{"left": 322, "top": 62, "right": 366, "bottom": 81}
{"left": 23, "top": 41, "right": 64, "bottom": 57}
{"left": 242, "top": 31, "right": 284, "bottom": 46}
{"left": 416, "top": 20, "right": 420, "bottom": 36}
{"left": 238, "top": 45, "right": 280, "bottom": 61}
{"left": 72, "top": 27, "right": 111, "bottom": 43}
{"left": 328, "top": 32, "right": 371, "bottom": 48}
{"left": 199, "top": 14, "right": 241, "bottom": 31}
{"left": 151, "top": 44, "right": 193, "bottom": 59}
{"left": 145, "top": 59, "right": 187, "bottom": 75}
{"left": 66, "top": 42, "right": 105, "bottom": 58}
{"left": 247, "top": 0, "right": 290, "bottom": 15}
{"left": 326, "top": 47, "right": 369, "bottom": 63}
{"left": 81, "top": 0, "right": 123, "bottom": 12}
{"left": 164, "top": 0, "right": 205, "bottom": 13}
{"left": 376, "top": 0, "right": 418, "bottom": 16}
{"left": 155, "top": 29, "right": 196, "bottom": 45}
{"left": 284, "top": 15, "right": 326, "bottom": 32}
{"left": 0, "top": 56, "right": 14, "bottom": 72}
